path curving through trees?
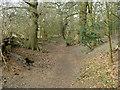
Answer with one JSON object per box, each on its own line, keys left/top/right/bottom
{"left": 3, "top": 39, "right": 118, "bottom": 88}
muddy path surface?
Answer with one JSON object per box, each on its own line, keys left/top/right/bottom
{"left": 2, "top": 39, "right": 118, "bottom": 88}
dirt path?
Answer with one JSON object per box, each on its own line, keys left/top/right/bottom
{"left": 3, "top": 39, "right": 118, "bottom": 88}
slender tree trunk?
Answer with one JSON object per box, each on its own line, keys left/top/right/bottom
{"left": 79, "top": 2, "right": 88, "bottom": 26}
{"left": 113, "top": 3, "right": 115, "bottom": 37}
{"left": 79, "top": 2, "right": 88, "bottom": 42}
{"left": 60, "top": 14, "right": 68, "bottom": 39}
{"left": 93, "top": 3, "right": 97, "bottom": 25}
{"left": 88, "top": 1, "right": 93, "bottom": 26}
{"left": 62, "top": 19, "right": 68, "bottom": 39}
{"left": 118, "top": 2, "right": 120, "bottom": 48}
{"left": 105, "top": 2, "right": 113, "bottom": 63}
{"left": 61, "top": 26, "right": 66, "bottom": 39}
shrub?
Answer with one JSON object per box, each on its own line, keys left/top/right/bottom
{"left": 78, "top": 24, "right": 104, "bottom": 49}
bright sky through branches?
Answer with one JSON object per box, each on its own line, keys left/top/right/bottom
{"left": 1, "top": 0, "right": 119, "bottom": 2}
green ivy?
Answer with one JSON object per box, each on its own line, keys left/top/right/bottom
{"left": 12, "top": 42, "right": 20, "bottom": 47}
{"left": 66, "top": 37, "right": 75, "bottom": 46}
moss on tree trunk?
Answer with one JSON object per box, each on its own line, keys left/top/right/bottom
{"left": 78, "top": 2, "right": 88, "bottom": 42}
{"left": 105, "top": 2, "right": 113, "bottom": 63}
{"left": 26, "top": 1, "right": 40, "bottom": 51}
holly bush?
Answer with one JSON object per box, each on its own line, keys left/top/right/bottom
{"left": 78, "top": 24, "right": 104, "bottom": 49}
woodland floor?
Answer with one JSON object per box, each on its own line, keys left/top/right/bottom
{"left": 2, "top": 38, "right": 119, "bottom": 88}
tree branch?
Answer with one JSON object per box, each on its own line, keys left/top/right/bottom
{"left": 65, "top": 2, "right": 78, "bottom": 10}
{"left": 23, "top": 0, "right": 35, "bottom": 8}
{"left": 3, "top": 6, "right": 38, "bottom": 14}
{"left": 4, "top": 7, "right": 30, "bottom": 10}
{"left": 111, "top": 11, "right": 120, "bottom": 19}
{"left": 65, "top": 12, "right": 79, "bottom": 19}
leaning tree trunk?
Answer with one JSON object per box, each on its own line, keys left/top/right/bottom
{"left": 105, "top": 2, "right": 113, "bottom": 63}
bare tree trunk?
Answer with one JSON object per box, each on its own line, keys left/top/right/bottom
{"left": 60, "top": 14, "right": 68, "bottom": 39}
{"left": 105, "top": 2, "right": 113, "bottom": 63}
{"left": 61, "top": 26, "right": 66, "bottom": 39}
{"left": 79, "top": 2, "right": 88, "bottom": 42}
{"left": 88, "top": 1, "right": 93, "bottom": 26}
{"left": 62, "top": 20, "right": 68, "bottom": 39}
{"left": 79, "top": 2, "right": 88, "bottom": 26}
{"left": 24, "top": 1, "right": 39, "bottom": 51}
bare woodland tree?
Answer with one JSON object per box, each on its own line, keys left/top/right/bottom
{"left": 3, "top": 0, "right": 40, "bottom": 50}
{"left": 105, "top": 2, "right": 113, "bottom": 63}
